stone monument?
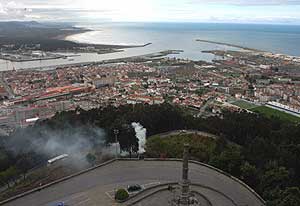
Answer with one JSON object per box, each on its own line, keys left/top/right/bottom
{"left": 170, "top": 143, "right": 200, "bottom": 206}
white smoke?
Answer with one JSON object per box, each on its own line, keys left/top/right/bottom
{"left": 103, "top": 142, "right": 120, "bottom": 156}
{"left": 6, "top": 124, "right": 108, "bottom": 169}
{"left": 132, "top": 122, "right": 147, "bottom": 154}
{"left": 103, "top": 143, "right": 130, "bottom": 157}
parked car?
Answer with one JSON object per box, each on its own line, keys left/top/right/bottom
{"left": 127, "top": 184, "right": 143, "bottom": 193}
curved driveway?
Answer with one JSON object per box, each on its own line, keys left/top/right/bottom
{"left": 3, "top": 160, "right": 264, "bottom": 206}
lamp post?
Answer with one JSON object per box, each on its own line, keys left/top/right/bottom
{"left": 114, "top": 129, "right": 119, "bottom": 158}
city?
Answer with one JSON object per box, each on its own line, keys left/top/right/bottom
{"left": 1, "top": 46, "right": 300, "bottom": 134}
{"left": 1, "top": 0, "right": 300, "bottom": 206}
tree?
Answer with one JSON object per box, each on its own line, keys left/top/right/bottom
{"left": 240, "top": 161, "right": 258, "bottom": 187}
{"left": 0, "top": 150, "right": 12, "bottom": 172}
{"left": 6, "top": 166, "right": 18, "bottom": 185}
{"left": 86, "top": 153, "right": 96, "bottom": 166}
{"left": 278, "top": 187, "right": 300, "bottom": 206}
{"left": 0, "top": 172, "right": 8, "bottom": 187}
{"left": 0, "top": 166, "right": 18, "bottom": 188}
{"left": 16, "top": 154, "right": 34, "bottom": 180}
{"left": 261, "top": 165, "right": 290, "bottom": 199}
{"left": 209, "top": 145, "right": 244, "bottom": 177}
{"left": 116, "top": 124, "right": 138, "bottom": 153}
{"left": 267, "top": 187, "right": 300, "bottom": 206}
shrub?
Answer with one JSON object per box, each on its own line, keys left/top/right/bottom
{"left": 115, "top": 188, "right": 129, "bottom": 201}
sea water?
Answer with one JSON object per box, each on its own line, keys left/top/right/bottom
{"left": 1, "top": 22, "right": 300, "bottom": 71}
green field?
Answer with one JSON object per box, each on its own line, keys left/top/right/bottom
{"left": 231, "top": 100, "right": 300, "bottom": 122}
{"left": 250, "top": 106, "right": 300, "bottom": 123}
{"left": 231, "top": 100, "right": 258, "bottom": 110}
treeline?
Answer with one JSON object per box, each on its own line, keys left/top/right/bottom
{"left": 0, "top": 103, "right": 299, "bottom": 205}
{"left": 202, "top": 112, "right": 300, "bottom": 206}
{"left": 0, "top": 38, "right": 98, "bottom": 52}
{"left": 0, "top": 150, "right": 42, "bottom": 189}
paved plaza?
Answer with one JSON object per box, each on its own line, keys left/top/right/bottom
{"left": 3, "top": 160, "right": 264, "bottom": 206}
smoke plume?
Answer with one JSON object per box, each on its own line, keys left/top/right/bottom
{"left": 131, "top": 122, "right": 147, "bottom": 154}
{"left": 4, "top": 123, "right": 107, "bottom": 168}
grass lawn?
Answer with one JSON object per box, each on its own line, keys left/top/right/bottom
{"left": 250, "top": 106, "right": 300, "bottom": 123}
{"left": 146, "top": 133, "right": 217, "bottom": 161}
{"left": 231, "top": 100, "right": 258, "bottom": 110}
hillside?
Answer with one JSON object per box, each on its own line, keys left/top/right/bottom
{"left": 0, "top": 104, "right": 299, "bottom": 205}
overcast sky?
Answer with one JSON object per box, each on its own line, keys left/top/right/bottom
{"left": 1, "top": 0, "right": 300, "bottom": 24}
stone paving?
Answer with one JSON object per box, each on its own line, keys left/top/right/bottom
{"left": 4, "top": 160, "right": 264, "bottom": 206}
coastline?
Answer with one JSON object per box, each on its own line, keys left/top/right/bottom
{"left": 16, "top": 50, "right": 183, "bottom": 71}
{"left": 54, "top": 28, "right": 92, "bottom": 41}
{"left": 63, "top": 29, "right": 152, "bottom": 49}
{"left": 0, "top": 55, "right": 66, "bottom": 62}
{"left": 0, "top": 28, "right": 153, "bottom": 64}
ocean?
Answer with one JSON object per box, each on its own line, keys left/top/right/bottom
{"left": 1, "top": 22, "right": 300, "bottom": 71}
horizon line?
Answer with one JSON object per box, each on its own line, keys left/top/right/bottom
{"left": 1, "top": 20, "right": 300, "bottom": 26}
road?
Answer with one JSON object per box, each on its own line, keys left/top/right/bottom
{"left": 3, "top": 160, "right": 264, "bottom": 206}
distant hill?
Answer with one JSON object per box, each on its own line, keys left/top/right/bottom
{"left": 0, "top": 21, "right": 61, "bottom": 34}
{"left": 0, "top": 21, "right": 91, "bottom": 51}
{"left": 0, "top": 21, "right": 46, "bottom": 29}
{"left": 0, "top": 21, "right": 85, "bottom": 39}
{"left": 0, "top": 21, "right": 127, "bottom": 51}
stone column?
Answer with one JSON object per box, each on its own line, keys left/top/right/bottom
{"left": 180, "top": 143, "right": 190, "bottom": 205}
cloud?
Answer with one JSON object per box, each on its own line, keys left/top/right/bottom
{"left": 188, "top": 0, "right": 300, "bottom": 6}
{"left": 0, "top": 0, "right": 300, "bottom": 24}
{"left": 0, "top": 1, "right": 30, "bottom": 20}
{"left": 0, "top": 0, "right": 113, "bottom": 21}
{"left": 29, "top": 8, "right": 112, "bottom": 21}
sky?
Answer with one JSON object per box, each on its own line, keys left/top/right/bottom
{"left": 1, "top": 0, "right": 300, "bottom": 24}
